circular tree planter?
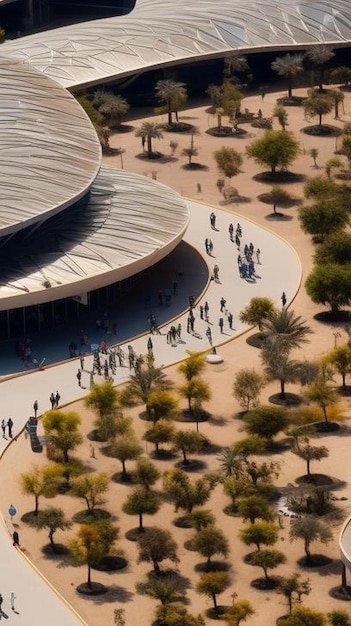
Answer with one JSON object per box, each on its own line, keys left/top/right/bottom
{"left": 92, "top": 556, "right": 127, "bottom": 571}
{"left": 77, "top": 582, "right": 108, "bottom": 596}
{"left": 206, "top": 126, "right": 247, "bottom": 138}
{"left": 314, "top": 311, "right": 350, "bottom": 324}
{"left": 276, "top": 96, "right": 306, "bottom": 107}
{"left": 254, "top": 171, "right": 305, "bottom": 185}
{"left": 136, "top": 151, "right": 164, "bottom": 160}
{"left": 330, "top": 585, "right": 351, "bottom": 601}
{"left": 251, "top": 577, "right": 280, "bottom": 590}
{"left": 297, "top": 554, "right": 332, "bottom": 568}
{"left": 72, "top": 509, "right": 111, "bottom": 524}
{"left": 295, "top": 473, "right": 334, "bottom": 487}
{"left": 181, "top": 163, "right": 208, "bottom": 170}
{"left": 206, "top": 606, "right": 232, "bottom": 620}
{"left": 163, "top": 122, "right": 194, "bottom": 133}
{"left": 315, "top": 421, "right": 340, "bottom": 433}
{"left": 125, "top": 527, "right": 152, "bottom": 542}
{"left": 302, "top": 124, "right": 342, "bottom": 137}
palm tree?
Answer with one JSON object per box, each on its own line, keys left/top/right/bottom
{"left": 224, "top": 54, "right": 249, "bottom": 82}
{"left": 261, "top": 309, "right": 312, "bottom": 352}
{"left": 306, "top": 45, "right": 335, "bottom": 91}
{"left": 135, "top": 122, "right": 163, "bottom": 157}
{"left": 271, "top": 54, "right": 304, "bottom": 98}
{"left": 155, "top": 79, "right": 187, "bottom": 126}
{"left": 98, "top": 94, "right": 130, "bottom": 129}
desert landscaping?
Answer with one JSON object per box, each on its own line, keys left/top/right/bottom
{"left": 2, "top": 72, "right": 351, "bottom": 626}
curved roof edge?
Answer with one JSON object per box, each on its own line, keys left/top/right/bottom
{"left": 0, "top": 166, "right": 189, "bottom": 310}
{"left": 1, "top": 0, "right": 351, "bottom": 89}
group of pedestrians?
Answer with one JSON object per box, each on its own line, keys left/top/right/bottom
{"left": 49, "top": 391, "right": 60, "bottom": 409}
{"left": 1, "top": 418, "right": 13, "bottom": 439}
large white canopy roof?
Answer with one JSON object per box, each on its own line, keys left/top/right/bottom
{"left": 0, "top": 56, "right": 101, "bottom": 236}
{"left": 0, "top": 166, "right": 189, "bottom": 310}
{"left": 2, "top": 0, "right": 351, "bottom": 89}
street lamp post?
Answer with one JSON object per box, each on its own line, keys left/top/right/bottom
{"left": 118, "top": 148, "right": 125, "bottom": 169}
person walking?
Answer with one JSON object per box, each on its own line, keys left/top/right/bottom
{"left": 229, "top": 223, "right": 234, "bottom": 241}
{"left": 10, "top": 592, "right": 16, "bottom": 612}
{"left": 76, "top": 369, "right": 82, "bottom": 387}
{"left": 55, "top": 391, "right": 60, "bottom": 408}
{"left": 256, "top": 248, "right": 261, "bottom": 264}
{"left": 281, "top": 291, "right": 287, "bottom": 308}
{"left": 1, "top": 419, "right": 6, "bottom": 438}
{"left": 219, "top": 317, "right": 224, "bottom": 334}
{"left": 220, "top": 297, "right": 227, "bottom": 312}
{"left": 199, "top": 305, "right": 204, "bottom": 320}
{"left": 49, "top": 392, "right": 55, "bottom": 409}
{"left": 227, "top": 312, "right": 233, "bottom": 330}
{"left": 204, "top": 301, "right": 209, "bottom": 322}
{"left": 79, "top": 353, "right": 85, "bottom": 370}
{"left": 206, "top": 326, "right": 213, "bottom": 346}
{"left": 7, "top": 417, "right": 13, "bottom": 438}
{"left": 210, "top": 211, "right": 216, "bottom": 229}
{"left": 33, "top": 400, "right": 38, "bottom": 418}
{"left": 147, "top": 337, "right": 153, "bottom": 354}
{"left": 0, "top": 592, "right": 3, "bottom": 613}
{"left": 213, "top": 265, "right": 219, "bottom": 282}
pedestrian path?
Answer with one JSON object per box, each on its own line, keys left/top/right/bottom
{"left": 0, "top": 200, "right": 301, "bottom": 626}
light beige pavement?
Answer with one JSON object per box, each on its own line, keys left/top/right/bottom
{"left": 0, "top": 199, "right": 301, "bottom": 625}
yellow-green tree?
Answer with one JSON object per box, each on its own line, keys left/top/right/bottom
{"left": 20, "top": 464, "right": 62, "bottom": 515}
{"left": 41, "top": 410, "right": 82, "bottom": 462}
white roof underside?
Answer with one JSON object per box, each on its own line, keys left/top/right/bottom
{"left": 0, "top": 167, "right": 189, "bottom": 309}
{"left": 2, "top": 0, "right": 351, "bottom": 88}
{"left": 0, "top": 56, "right": 101, "bottom": 236}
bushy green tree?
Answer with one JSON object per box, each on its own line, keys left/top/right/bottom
{"left": 239, "top": 521, "right": 278, "bottom": 551}
{"left": 163, "top": 469, "right": 214, "bottom": 514}
{"left": 71, "top": 472, "right": 110, "bottom": 511}
{"left": 239, "top": 297, "right": 276, "bottom": 331}
{"left": 191, "top": 526, "right": 229, "bottom": 566}
{"left": 289, "top": 515, "right": 332, "bottom": 563}
{"left": 41, "top": 410, "right": 83, "bottom": 463}
{"left": 137, "top": 527, "right": 178, "bottom": 572}
{"left": 298, "top": 201, "right": 349, "bottom": 241}
{"left": 123, "top": 487, "right": 160, "bottom": 531}
{"left": 246, "top": 130, "right": 300, "bottom": 173}
{"left": 248, "top": 548, "right": 286, "bottom": 582}
{"left": 143, "top": 420, "right": 176, "bottom": 454}
{"left": 325, "top": 344, "right": 351, "bottom": 387}
{"left": 305, "top": 264, "right": 351, "bottom": 313}
{"left": 213, "top": 146, "right": 243, "bottom": 181}
{"left": 276, "top": 574, "right": 311, "bottom": 616}
{"left": 196, "top": 571, "right": 230, "bottom": 612}
{"left": 20, "top": 464, "right": 62, "bottom": 515}
{"left": 244, "top": 405, "right": 289, "bottom": 444}
{"left": 29, "top": 506, "right": 71, "bottom": 547}
{"left": 292, "top": 437, "right": 329, "bottom": 476}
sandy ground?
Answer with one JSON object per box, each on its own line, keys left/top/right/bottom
{"left": 2, "top": 86, "right": 351, "bottom": 626}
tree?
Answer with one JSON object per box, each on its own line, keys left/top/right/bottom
{"left": 178, "top": 379, "right": 211, "bottom": 418}
{"left": 172, "top": 429, "right": 207, "bottom": 464}
{"left": 304, "top": 94, "right": 333, "bottom": 125}
{"left": 276, "top": 574, "right": 311, "bottom": 616}
{"left": 331, "top": 89, "right": 345, "bottom": 119}
{"left": 20, "top": 464, "right": 62, "bottom": 515}
{"left": 223, "top": 598, "right": 255, "bottom": 626}
{"left": 137, "top": 575, "right": 187, "bottom": 606}
{"left": 248, "top": 548, "right": 286, "bottom": 582}
{"left": 233, "top": 368, "right": 266, "bottom": 411}
{"left": 326, "top": 156, "right": 342, "bottom": 179}
{"left": 41, "top": 410, "right": 82, "bottom": 463}
{"left": 135, "top": 122, "right": 163, "bottom": 157}
{"left": 273, "top": 105, "right": 288, "bottom": 130}
{"left": 261, "top": 337, "right": 300, "bottom": 400}
{"left": 69, "top": 523, "right": 109, "bottom": 589}
{"left": 239, "top": 297, "right": 276, "bottom": 332}
{"left": 98, "top": 93, "right": 130, "bottom": 129}
{"left": 29, "top": 506, "right": 71, "bottom": 547}
{"left": 266, "top": 186, "right": 292, "bottom": 215}
{"left": 246, "top": 130, "right": 300, "bottom": 173}
{"left": 271, "top": 53, "right": 304, "bottom": 97}
{"left": 213, "top": 146, "right": 243, "bottom": 181}
{"left": 188, "top": 508, "right": 215, "bottom": 531}
{"left": 310, "top": 148, "right": 319, "bottom": 167}
{"left": 84, "top": 381, "right": 122, "bottom": 440}
{"left": 305, "top": 264, "right": 351, "bottom": 313}
{"left": 299, "top": 200, "right": 349, "bottom": 241}
{"left": 155, "top": 79, "right": 187, "bottom": 126}
{"left": 325, "top": 344, "right": 351, "bottom": 387}
{"left": 137, "top": 527, "right": 178, "bottom": 572}
{"left": 285, "top": 606, "right": 326, "bottom": 625}
{"left": 146, "top": 389, "right": 178, "bottom": 424}
{"left": 244, "top": 405, "right": 289, "bottom": 444}
{"left": 109, "top": 436, "right": 142, "bottom": 478}
{"left": 191, "top": 526, "right": 229, "bottom": 566}
{"left": 239, "top": 521, "right": 278, "bottom": 551}
{"left": 262, "top": 309, "right": 312, "bottom": 352}
{"left": 133, "top": 458, "right": 160, "bottom": 490}
{"left": 182, "top": 145, "right": 199, "bottom": 165}
{"left": 292, "top": 437, "right": 329, "bottom": 476}
{"left": 330, "top": 66, "right": 351, "bottom": 87}
{"left": 143, "top": 419, "right": 175, "bottom": 454}
{"left": 71, "top": 473, "right": 110, "bottom": 512}
{"left": 237, "top": 494, "right": 273, "bottom": 524}
{"left": 178, "top": 351, "right": 206, "bottom": 381}
{"left": 123, "top": 487, "right": 160, "bottom": 531}
{"left": 314, "top": 233, "right": 351, "bottom": 266}
{"left": 305, "top": 376, "right": 337, "bottom": 423}
{"left": 114, "top": 608, "right": 126, "bottom": 626}
{"left": 224, "top": 54, "right": 249, "bottom": 82}
{"left": 163, "top": 469, "right": 214, "bottom": 514}
{"left": 328, "top": 610, "right": 351, "bottom": 626}
{"left": 289, "top": 515, "right": 332, "bottom": 563}
{"left": 196, "top": 571, "right": 230, "bottom": 612}
{"left": 304, "top": 175, "right": 339, "bottom": 200}
{"left": 306, "top": 45, "right": 335, "bottom": 91}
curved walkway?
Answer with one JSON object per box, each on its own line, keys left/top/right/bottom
{"left": 0, "top": 200, "right": 301, "bottom": 625}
